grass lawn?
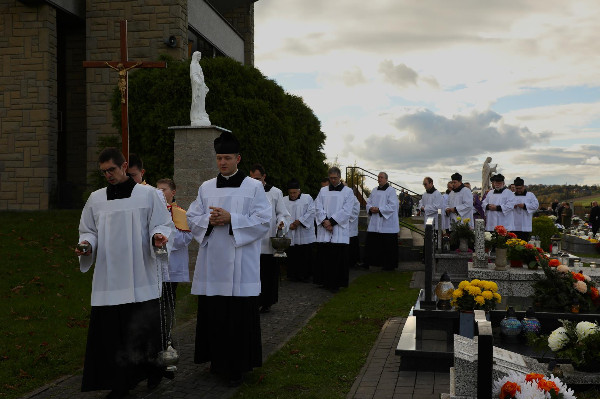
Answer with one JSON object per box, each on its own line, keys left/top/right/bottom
{"left": 233, "top": 272, "right": 419, "bottom": 399}
{"left": 0, "top": 211, "right": 196, "bottom": 399}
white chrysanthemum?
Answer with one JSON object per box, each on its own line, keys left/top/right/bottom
{"left": 556, "top": 265, "right": 569, "bottom": 273}
{"left": 574, "top": 280, "right": 588, "bottom": 293}
{"left": 548, "top": 327, "right": 569, "bottom": 351}
{"left": 493, "top": 372, "right": 575, "bottom": 399}
{"left": 544, "top": 374, "right": 576, "bottom": 399}
{"left": 583, "top": 274, "right": 591, "bottom": 282}
{"left": 576, "top": 321, "right": 599, "bottom": 340}
{"left": 484, "top": 231, "right": 492, "bottom": 240}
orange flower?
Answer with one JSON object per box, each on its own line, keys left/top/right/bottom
{"left": 499, "top": 381, "right": 521, "bottom": 399}
{"left": 537, "top": 247, "right": 544, "bottom": 253}
{"left": 548, "top": 259, "right": 561, "bottom": 267}
{"left": 495, "top": 225, "right": 508, "bottom": 236}
{"left": 525, "top": 243, "right": 534, "bottom": 250}
{"left": 537, "top": 379, "right": 559, "bottom": 395}
{"left": 508, "top": 232, "right": 517, "bottom": 238}
{"left": 591, "top": 286, "right": 599, "bottom": 300}
{"left": 525, "top": 373, "right": 544, "bottom": 382}
{"left": 571, "top": 272, "right": 586, "bottom": 282}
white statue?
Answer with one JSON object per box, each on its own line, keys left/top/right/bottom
{"left": 481, "top": 156, "right": 497, "bottom": 194}
{"left": 190, "top": 51, "right": 211, "bottom": 126}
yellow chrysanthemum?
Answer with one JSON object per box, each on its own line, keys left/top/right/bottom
{"left": 493, "top": 292, "right": 501, "bottom": 302}
{"left": 463, "top": 218, "right": 471, "bottom": 224}
{"left": 474, "top": 295, "right": 485, "bottom": 305}
{"left": 452, "top": 289, "right": 464, "bottom": 298}
{"left": 458, "top": 281, "right": 469, "bottom": 290}
{"left": 482, "top": 290, "right": 493, "bottom": 300}
{"left": 470, "top": 279, "right": 482, "bottom": 287}
{"left": 456, "top": 216, "right": 462, "bottom": 221}
{"left": 466, "top": 286, "right": 482, "bottom": 296}
{"left": 488, "top": 282, "right": 498, "bottom": 293}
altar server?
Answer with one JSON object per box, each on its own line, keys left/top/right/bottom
{"left": 283, "top": 178, "right": 316, "bottom": 282}
{"left": 512, "top": 177, "right": 539, "bottom": 241}
{"left": 446, "top": 173, "right": 474, "bottom": 228}
{"left": 315, "top": 167, "right": 355, "bottom": 291}
{"left": 420, "top": 176, "right": 443, "bottom": 228}
{"left": 482, "top": 174, "right": 515, "bottom": 231}
{"left": 76, "top": 148, "right": 174, "bottom": 398}
{"left": 156, "top": 178, "right": 193, "bottom": 351}
{"left": 348, "top": 189, "right": 362, "bottom": 269}
{"left": 365, "top": 172, "right": 400, "bottom": 270}
{"left": 250, "top": 163, "right": 291, "bottom": 313}
{"left": 187, "top": 132, "right": 271, "bottom": 386}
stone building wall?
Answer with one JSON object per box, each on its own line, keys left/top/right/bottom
{"left": 84, "top": 0, "right": 188, "bottom": 176}
{"left": 222, "top": 3, "right": 255, "bottom": 66}
{"left": 0, "top": 2, "right": 58, "bottom": 210}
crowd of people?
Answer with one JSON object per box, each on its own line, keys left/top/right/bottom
{"left": 75, "top": 132, "right": 551, "bottom": 398}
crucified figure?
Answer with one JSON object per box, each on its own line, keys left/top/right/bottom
{"left": 106, "top": 61, "right": 142, "bottom": 103}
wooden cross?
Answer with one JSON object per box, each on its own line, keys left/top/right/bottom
{"left": 83, "top": 20, "right": 167, "bottom": 163}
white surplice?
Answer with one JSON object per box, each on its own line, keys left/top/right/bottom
{"left": 441, "top": 192, "right": 450, "bottom": 230}
{"left": 420, "top": 188, "right": 443, "bottom": 228}
{"left": 260, "top": 186, "right": 291, "bottom": 254}
{"left": 482, "top": 187, "right": 516, "bottom": 231}
{"left": 447, "top": 186, "right": 474, "bottom": 229}
{"left": 314, "top": 185, "right": 355, "bottom": 244}
{"left": 349, "top": 195, "right": 360, "bottom": 238}
{"left": 78, "top": 184, "right": 175, "bottom": 306}
{"left": 187, "top": 177, "right": 271, "bottom": 297}
{"left": 366, "top": 185, "right": 400, "bottom": 234}
{"left": 513, "top": 191, "right": 539, "bottom": 232}
{"left": 283, "top": 194, "right": 316, "bottom": 246}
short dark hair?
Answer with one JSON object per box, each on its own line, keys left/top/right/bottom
{"left": 98, "top": 147, "right": 125, "bottom": 166}
{"left": 156, "top": 178, "right": 176, "bottom": 191}
{"left": 328, "top": 166, "right": 341, "bottom": 177}
{"left": 321, "top": 177, "right": 330, "bottom": 184}
{"left": 249, "top": 163, "right": 265, "bottom": 176}
{"left": 128, "top": 153, "right": 143, "bottom": 170}
{"left": 424, "top": 176, "right": 433, "bottom": 184}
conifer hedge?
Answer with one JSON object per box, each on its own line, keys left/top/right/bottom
{"left": 110, "top": 56, "right": 328, "bottom": 197}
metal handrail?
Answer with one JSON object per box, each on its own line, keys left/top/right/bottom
{"left": 345, "top": 166, "right": 422, "bottom": 200}
{"left": 399, "top": 220, "right": 425, "bottom": 236}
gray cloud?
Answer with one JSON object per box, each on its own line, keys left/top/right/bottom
{"left": 347, "top": 109, "right": 550, "bottom": 169}
{"left": 379, "top": 60, "right": 418, "bottom": 87}
{"left": 341, "top": 67, "right": 367, "bottom": 86}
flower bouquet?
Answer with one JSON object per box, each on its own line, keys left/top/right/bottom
{"left": 506, "top": 238, "right": 548, "bottom": 269}
{"left": 450, "top": 216, "right": 474, "bottom": 249}
{"left": 541, "top": 320, "right": 600, "bottom": 372}
{"left": 493, "top": 371, "right": 575, "bottom": 399}
{"left": 490, "top": 225, "right": 512, "bottom": 249}
{"left": 451, "top": 279, "right": 501, "bottom": 311}
{"left": 532, "top": 260, "right": 600, "bottom": 313}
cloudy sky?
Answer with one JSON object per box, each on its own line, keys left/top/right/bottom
{"left": 253, "top": 0, "right": 600, "bottom": 193}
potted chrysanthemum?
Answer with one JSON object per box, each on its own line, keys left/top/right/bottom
{"left": 451, "top": 279, "right": 501, "bottom": 338}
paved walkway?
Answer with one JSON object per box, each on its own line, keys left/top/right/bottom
{"left": 23, "top": 267, "right": 448, "bottom": 399}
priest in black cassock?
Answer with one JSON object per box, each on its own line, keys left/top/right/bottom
{"left": 187, "top": 132, "right": 272, "bottom": 386}
{"left": 76, "top": 148, "right": 175, "bottom": 399}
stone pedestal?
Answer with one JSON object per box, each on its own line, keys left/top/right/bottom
{"left": 168, "top": 125, "right": 231, "bottom": 210}
{"left": 169, "top": 124, "right": 232, "bottom": 278}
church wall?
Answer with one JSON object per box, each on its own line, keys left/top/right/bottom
{"left": 221, "top": 3, "right": 255, "bottom": 66}
{"left": 84, "top": 0, "right": 188, "bottom": 179}
{"left": 0, "top": 2, "right": 58, "bottom": 210}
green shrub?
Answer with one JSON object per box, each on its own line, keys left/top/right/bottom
{"left": 532, "top": 216, "right": 559, "bottom": 251}
{"left": 107, "top": 56, "right": 328, "bottom": 197}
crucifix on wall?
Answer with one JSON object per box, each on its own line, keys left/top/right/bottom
{"left": 83, "top": 20, "right": 167, "bottom": 163}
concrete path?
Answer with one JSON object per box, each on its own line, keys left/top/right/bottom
{"left": 23, "top": 267, "right": 448, "bottom": 399}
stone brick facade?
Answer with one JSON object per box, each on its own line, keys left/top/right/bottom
{"left": 0, "top": 1, "right": 58, "bottom": 210}
{"left": 84, "top": 0, "right": 188, "bottom": 179}
{"left": 222, "top": 3, "right": 255, "bottom": 66}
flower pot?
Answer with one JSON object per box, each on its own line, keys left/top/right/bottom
{"left": 459, "top": 238, "right": 469, "bottom": 252}
{"left": 495, "top": 248, "right": 507, "bottom": 270}
{"left": 459, "top": 311, "right": 475, "bottom": 339}
{"left": 510, "top": 259, "right": 523, "bottom": 268}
